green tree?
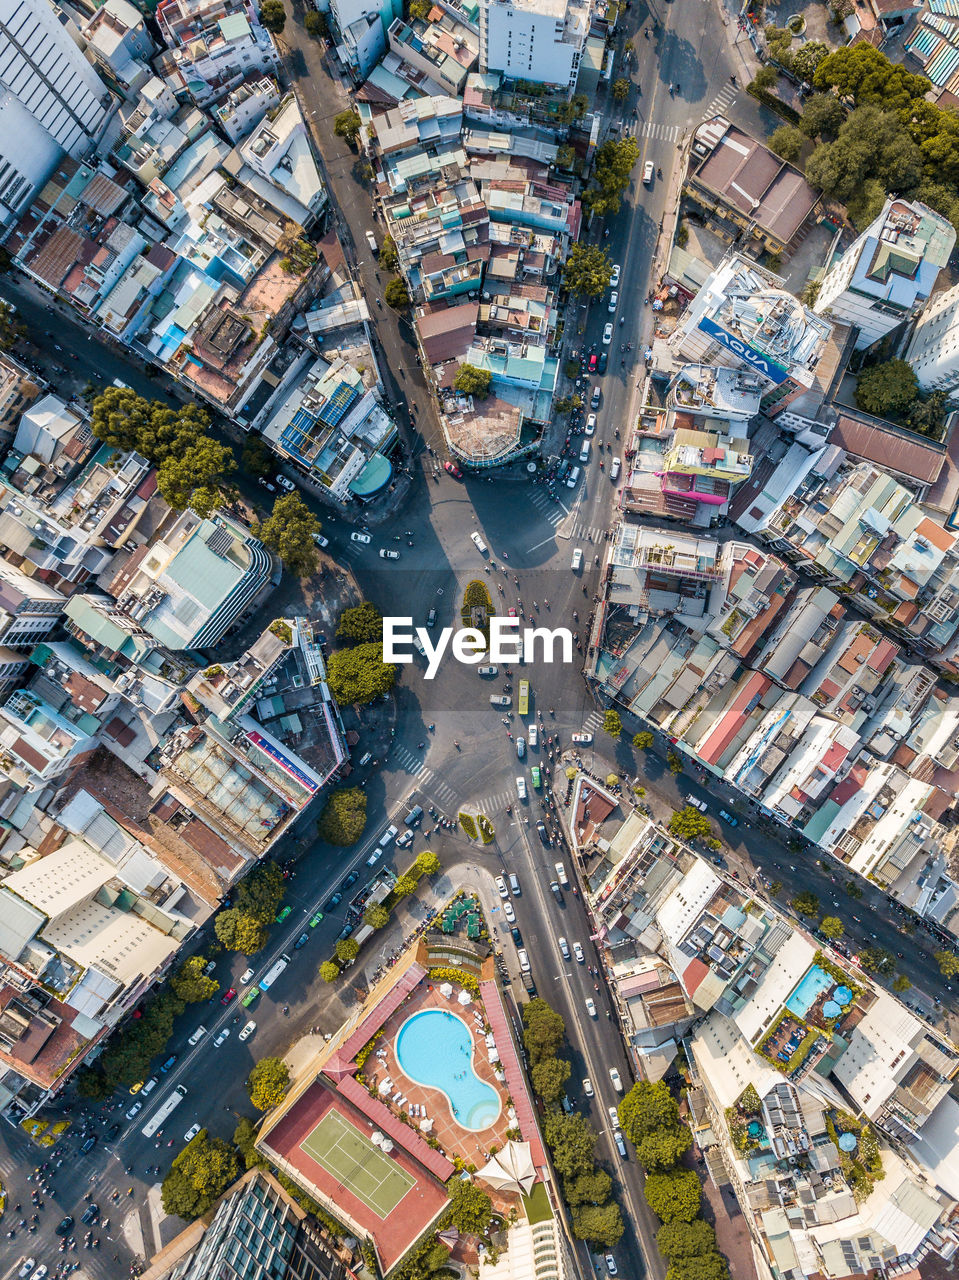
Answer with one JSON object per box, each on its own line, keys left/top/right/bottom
{"left": 855, "top": 358, "right": 918, "bottom": 417}
{"left": 409, "top": 0, "right": 432, "bottom": 16}
{"left": 241, "top": 435, "right": 274, "bottom": 478}
{"left": 565, "top": 1168, "right": 613, "bottom": 1206}
{"left": 612, "top": 77, "right": 629, "bottom": 101}
{"left": 531, "top": 1056, "right": 571, "bottom": 1104}
{"left": 603, "top": 709, "right": 622, "bottom": 739}
{"left": 847, "top": 177, "right": 889, "bottom": 232}
{"left": 791, "top": 891, "right": 820, "bottom": 918}
{"left": 246, "top": 1057, "right": 291, "bottom": 1110}
{"left": 447, "top": 1180, "right": 493, "bottom": 1234}
{"left": 170, "top": 956, "right": 219, "bottom": 1004}
{"left": 161, "top": 1131, "right": 239, "bottom": 1219}
{"left": 769, "top": 125, "right": 804, "bottom": 163}
{"left": 657, "top": 1219, "right": 718, "bottom": 1262}
{"left": 798, "top": 93, "right": 845, "bottom": 140}
{"left": 668, "top": 806, "right": 713, "bottom": 844}
{"left": 792, "top": 40, "right": 830, "bottom": 81}
{"left": 320, "top": 960, "right": 340, "bottom": 983}
{"left": 379, "top": 234, "right": 399, "bottom": 271}
{"left": 543, "top": 1110, "right": 597, "bottom": 1179}
{"left": 562, "top": 243, "right": 613, "bottom": 298}
{"left": 0, "top": 300, "right": 25, "bottom": 351}
{"left": 644, "top": 1169, "right": 702, "bottom": 1223}
{"left": 317, "top": 786, "right": 368, "bottom": 845}
{"left": 337, "top": 602, "right": 383, "bottom": 644}
{"left": 522, "top": 998, "right": 566, "bottom": 1065}
{"left": 326, "top": 642, "right": 396, "bottom": 705}
{"left": 859, "top": 945, "right": 895, "bottom": 976}
{"left": 157, "top": 435, "right": 236, "bottom": 516}
{"left": 751, "top": 65, "right": 777, "bottom": 92}
{"left": 363, "top": 903, "right": 390, "bottom": 929}
{"left": 214, "top": 909, "right": 268, "bottom": 955}
{"left": 571, "top": 1203, "right": 625, "bottom": 1247}
{"left": 585, "top": 135, "right": 639, "bottom": 217}
{"left": 76, "top": 1067, "right": 115, "bottom": 1100}
{"left": 453, "top": 364, "right": 493, "bottom": 398}
{"left": 253, "top": 493, "right": 320, "bottom": 576}
{"left": 393, "top": 873, "right": 419, "bottom": 898}
{"left": 636, "top": 1125, "right": 693, "bottom": 1171}
{"left": 633, "top": 730, "right": 655, "bottom": 750}
{"left": 333, "top": 110, "right": 362, "bottom": 144}
{"left": 233, "top": 1116, "right": 269, "bottom": 1171}
{"left": 892, "top": 974, "right": 911, "bottom": 992}
{"left": 385, "top": 277, "right": 410, "bottom": 309}
{"left": 91, "top": 386, "right": 155, "bottom": 453}
{"left": 235, "top": 863, "right": 285, "bottom": 925}
{"left": 764, "top": 25, "right": 794, "bottom": 65}
{"left": 813, "top": 44, "right": 929, "bottom": 111}
{"left": 303, "top": 9, "right": 328, "bottom": 36}
{"left": 336, "top": 937, "right": 359, "bottom": 962}
{"left": 906, "top": 388, "right": 949, "bottom": 439}
{"left": 415, "top": 850, "right": 441, "bottom": 876}
{"left": 667, "top": 1253, "right": 729, "bottom": 1280}
{"left": 556, "top": 144, "right": 576, "bottom": 168}
{"left": 819, "top": 916, "right": 844, "bottom": 940}
{"left": 805, "top": 107, "right": 921, "bottom": 204}
{"left": 935, "top": 950, "right": 959, "bottom": 977}
{"left": 619, "top": 1082, "right": 681, "bottom": 1143}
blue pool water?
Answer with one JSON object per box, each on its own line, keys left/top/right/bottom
{"left": 786, "top": 965, "right": 832, "bottom": 1018}
{"left": 395, "top": 1010, "right": 501, "bottom": 1131}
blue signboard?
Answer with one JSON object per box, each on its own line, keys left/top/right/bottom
{"left": 698, "top": 315, "right": 790, "bottom": 385}
{"left": 246, "top": 729, "right": 319, "bottom": 794}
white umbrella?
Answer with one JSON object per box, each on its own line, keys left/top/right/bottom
{"left": 439, "top": 982, "right": 454, "bottom": 998}
{"left": 371, "top": 1131, "right": 384, "bottom": 1146}
{"left": 382, "top": 1139, "right": 394, "bottom": 1153}
{"left": 378, "top": 1080, "right": 391, "bottom": 1094}
{"left": 419, "top": 1118, "right": 434, "bottom": 1132}
{"left": 488, "top": 1047, "right": 500, "bottom": 1062}
{"left": 458, "top": 990, "right": 472, "bottom": 1006}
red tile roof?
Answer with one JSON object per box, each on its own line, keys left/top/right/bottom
{"left": 480, "top": 980, "right": 547, "bottom": 1175}
{"left": 338, "top": 1074, "right": 455, "bottom": 1183}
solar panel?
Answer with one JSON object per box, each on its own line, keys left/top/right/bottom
{"left": 318, "top": 381, "right": 359, "bottom": 427}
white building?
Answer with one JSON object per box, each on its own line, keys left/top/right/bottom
{"left": 813, "top": 198, "right": 955, "bottom": 351}
{"left": 906, "top": 277, "right": 959, "bottom": 395}
{"left": 478, "top": 0, "right": 589, "bottom": 91}
{"left": 326, "top": 0, "right": 403, "bottom": 80}
{"left": 81, "top": 0, "right": 155, "bottom": 97}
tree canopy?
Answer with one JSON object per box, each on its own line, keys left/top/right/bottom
{"left": 619, "top": 1081, "right": 681, "bottom": 1144}
{"left": 644, "top": 1169, "right": 702, "bottom": 1223}
{"left": 768, "top": 125, "right": 804, "bottom": 163}
{"left": 214, "top": 908, "right": 268, "bottom": 955}
{"left": 333, "top": 110, "right": 361, "bottom": 144}
{"left": 385, "top": 277, "right": 410, "bottom": 309}
{"left": 0, "top": 300, "right": 26, "bottom": 351}
{"left": 336, "top": 937, "right": 359, "bottom": 962}
{"left": 247, "top": 1057, "right": 291, "bottom": 1110}
{"left": 562, "top": 243, "right": 613, "bottom": 298}
{"left": 819, "top": 916, "right": 844, "bottom": 940}
{"left": 813, "top": 44, "right": 929, "bottom": 110}
{"left": 326, "top": 642, "right": 396, "bottom": 705}
{"left": 543, "top": 1110, "right": 597, "bottom": 1179}
{"left": 363, "top": 903, "right": 390, "bottom": 929}
{"left": 415, "top": 850, "right": 440, "bottom": 876}
{"left": 453, "top": 364, "right": 493, "bottom": 398}
{"left": 633, "top": 730, "right": 655, "bottom": 750}
{"left": 337, "top": 602, "right": 383, "bottom": 644}
{"left": 522, "top": 998, "right": 566, "bottom": 1065}
{"left": 855, "top": 359, "right": 919, "bottom": 417}
{"left": 571, "top": 1203, "right": 625, "bottom": 1247}
{"left": 666, "top": 1253, "right": 729, "bottom": 1280}
{"left": 584, "top": 135, "right": 640, "bottom": 216}
{"left": 241, "top": 436, "right": 274, "bottom": 478}
{"left": 531, "top": 1056, "right": 572, "bottom": 1104}
{"left": 791, "top": 891, "right": 820, "bottom": 919}
{"left": 317, "top": 787, "right": 368, "bottom": 845}
{"left": 254, "top": 493, "right": 320, "bottom": 577}
{"left": 668, "top": 806, "right": 713, "bottom": 844}
{"left": 447, "top": 1180, "right": 493, "bottom": 1235}
{"left": 635, "top": 1125, "right": 693, "bottom": 1171}
{"left": 236, "top": 863, "right": 285, "bottom": 925}
{"left": 565, "top": 1169, "right": 613, "bottom": 1207}
{"left": 657, "top": 1220, "right": 718, "bottom": 1262}
{"left": 161, "top": 1130, "right": 240, "bottom": 1219}
{"left": 797, "top": 93, "right": 845, "bottom": 141}
{"left": 603, "top": 710, "right": 622, "bottom": 739}
{"left": 936, "top": 950, "right": 959, "bottom": 977}
{"left": 170, "top": 956, "right": 219, "bottom": 1004}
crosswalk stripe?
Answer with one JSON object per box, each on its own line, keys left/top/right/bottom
{"left": 583, "top": 711, "right": 603, "bottom": 731}
{"left": 702, "top": 84, "right": 736, "bottom": 120}
{"left": 641, "top": 121, "right": 683, "bottom": 142}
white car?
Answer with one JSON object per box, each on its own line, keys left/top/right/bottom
{"left": 214, "top": 1030, "right": 230, "bottom": 1048}
{"left": 609, "top": 1067, "right": 623, "bottom": 1092}
{"left": 685, "top": 794, "right": 708, "bottom": 813}
{"left": 187, "top": 1025, "right": 207, "bottom": 1046}
{"left": 583, "top": 1078, "right": 594, "bottom": 1098}
{"left": 608, "top": 1105, "right": 620, "bottom": 1128}
{"left": 571, "top": 548, "right": 583, "bottom": 571}
{"left": 19, "top": 1260, "right": 35, "bottom": 1277}
{"left": 528, "top": 725, "right": 538, "bottom": 747}
{"left": 503, "top": 900, "right": 515, "bottom": 923}
{"left": 608, "top": 291, "right": 618, "bottom": 313}
{"left": 379, "top": 548, "right": 400, "bottom": 560}
{"left": 350, "top": 532, "right": 371, "bottom": 544}
{"left": 584, "top": 414, "right": 597, "bottom": 435}
{"left": 495, "top": 876, "right": 509, "bottom": 899}
{"left": 643, "top": 159, "right": 654, "bottom": 184}
{"left": 610, "top": 264, "right": 621, "bottom": 288}
{"left": 517, "top": 948, "right": 531, "bottom": 973}
{"left": 606, "top": 1255, "right": 618, "bottom": 1276}
{"left": 239, "top": 968, "right": 255, "bottom": 985}
{"left": 573, "top": 941, "right": 585, "bottom": 963}
{"left": 602, "top": 323, "right": 613, "bottom": 345}
{"left": 32, "top": 1269, "right": 46, "bottom": 1280}
{"left": 516, "top": 776, "right": 527, "bottom": 800}
{"left": 312, "top": 533, "right": 329, "bottom": 548}
{"left": 579, "top": 441, "right": 590, "bottom": 463}
{"left": 395, "top": 830, "right": 414, "bottom": 848}
{"left": 126, "top": 1101, "right": 142, "bottom": 1120}
{"left": 470, "top": 531, "right": 488, "bottom": 553}
{"left": 610, "top": 457, "right": 621, "bottom": 481}
{"left": 585, "top": 997, "right": 597, "bottom": 1017}
{"left": 478, "top": 665, "right": 498, "bottom": 676}
{"left": 275, "top": 475, "right": 295, "bottom": 492}
{"left": 184, "top": 1124, "right": 201, "bottom": 1142}
{"left": 571, "top": 732, "right": 593, "bottom": 745}
{"left": 239, "top": 1020, "right": 256, "bottom": 1042}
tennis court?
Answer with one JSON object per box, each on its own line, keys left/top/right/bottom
{"left": 299, "top": 1109, "right": 416, "bottom": 1219}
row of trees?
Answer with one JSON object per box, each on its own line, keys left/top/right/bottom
{"left": 619, "top": 1081, "right": 729, "bottom": 1280}
{"left": 326, "top": 602, "right": 397, "bottom": 706}
{"left": 522, "top": 998, "right": 625, "bottom": 1248}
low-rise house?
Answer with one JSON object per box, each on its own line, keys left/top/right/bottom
{"left": 387, "top": 13, "right": 478, "bottom": 95}
{"left": 214, "top": 74, "right": 281, "bottom": 142}
{"left": 82, "top": 0, "right": 156, "bottom": 98}
{"left": 155, "top": 0, "right": 280, "bottom": 108}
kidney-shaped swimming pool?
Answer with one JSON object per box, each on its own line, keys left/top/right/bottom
{"left": 395, "top": 1009, "right": 501, "bottom": 1131}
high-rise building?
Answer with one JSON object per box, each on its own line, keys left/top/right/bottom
{"left": 0, "top": 0, "right": 111, "bottom": 226}
{"left": 906, "top": 277, "right": 959, "bottom": 394}
{"left": 478, "top": 0, "right": 589, "bottom": 92}
{"left": 813, "top": 198, "right": 955, "bottom": 351}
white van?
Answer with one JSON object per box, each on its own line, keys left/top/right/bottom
{"left": 566, "top": 466, "right": 581, "bottom": 489}
{"left": 579, "top": 441, "right": 590, "bottom": 463}
{"left": 554, "top": 862, "right": 569, "bottom": 887}
{"left": 610, "top": 457, "right": 621, "bottom": 480}
{"left": 571, "top": 549, "right": 583, "bottom": 571}
{"left": 516, "top": 776, "right": 527, "bottom": 800}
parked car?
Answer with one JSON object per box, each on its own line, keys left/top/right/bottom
{"left": 606, "top": 1255, "right": 619, "bottom": 1276}
{"left": 220, "top": 987, "right": 237, "bottom": 1005}
{"left": 614, "top": 1131, "right": 628, "bottom": 1158}
{"left": 312, "top": 533, "right": 329, "bottom": 548}
{"left": 341, "top": 869, "right": 360, "bottom": 888}
{"left": 395, "top": 830, "right": 414, "bottom": 848}
{"left": 405, "top": 805, "right": 424, "bottom": 826}
{"left": 126, "top": 1101, "right": 143, "bottom": 1120}
{"left": 602, "top": 323, "right": 613, "bottom": 345}
{"left": 584, "top": 414, "right": 597, "bottom": 435}
{"left": 536, "top": 820, "right": 550, "bottom": 845}
{"left": 276, "top": 905, "right": 292, "bottom": 922}
{"left": 495, "top": 876, "right": 509, "bottom": 898}
{"left": 719, "top": 808, "right": 739, "bottom": 826}
{"left": 583, "top": 1078, "right": 594, "bottom": 1098}
{"left": 511, "top": 926, "right": 523, "bottom": 946}
{"left": 257, "top": 477, "right": 275, "bottom": 492}
{"left": 609, "top": 1067, "right": 623, "bottom": 1092}
{"left": 324, "top": 891, "right": 342, "bottom": 910}
{"left": 379, "top": 548, "right": 400, "bottom": 560}
{"left": 275, "top": 475, "right": 295, "bottom": 492}
{"left": 478, "top": 665, "right": 498, "bottom": 676}
{"left": 608, "top": 291, "right": 619, "bottom": 313}
{"left": 517, "top": 948, "right": 531, "bottom": 973}
{"left": 160, "top": 1054, "right": 178, "bottom": 1073}
{"left": 239, "top": 968, "right": 255, "bottom": 985}
{"left": 309, "top": 912, "right": 323, "bottom": 927}
{"left": 184, "top": 1124, "right": 201, "bottom": 1142}
{"left": 685, "top": 794, "right": 708, "bottom": 812}
{"left": 503, "top": 900, "right": 515, "bottom": 923}
{"left": 444, "top": 461, "right": 463, "bottom": 479}
{"left": 588, "top": 352, "right": 597, "bottom": 371}
{"left": 610, "top": 457, "right": 621, "bottom": 480}
{"left": 214, "top": 1030, "right": 230, "bottom": 1047}
{"left": 187, "top": 1026, "right": 207, "bottom": 1046}
{"left": 579, "top": 441, "right": 590, "bottom": 463}
{"left": 350, "top": 532, "right": 371, "bottom": 544}
{"left": 293, "top": 932, "right": 310, "bottom": 950}
{"left": 597, "top": 350, "right": 608, "bottom": 374}
{"left": 608, "top": 1105, "right": 619, "bottom": 1128}
{"left": 470, "top": 531, "right": 488, "bottom": 553}
{"left": 610, "top": 264, "right": 621, "bottom": 288}
{"left": 590, "top": 384, "right": 601, "bottom": 409}
{"left": 516, "top": 776, "right": 527, "bottom": 800}
{"left": 239, "top": 1021, "right": 256, "bottom": 1042}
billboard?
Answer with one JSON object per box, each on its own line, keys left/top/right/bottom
{"left": 698, "top": 315, "right": 790, "bottom": 385}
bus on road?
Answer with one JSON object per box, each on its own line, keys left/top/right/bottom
{"left": 258, "top": 954, "right": 291, "bottom": 993}
{"left": 142, "top": 1085, "right": 187, "bottom": 1138}
{"left": 518, "top": 680, "right": 530, "bottom": 717}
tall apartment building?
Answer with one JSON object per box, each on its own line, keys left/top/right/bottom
{"left": 813, "top": 198, "right": 955, "bottom": 351}
{"left": 325, "top": 0, "right": 403, "bottom": 80}
{"left": 0, "top": 0, "right": 111, "bottom": 224}
{"left": 478, "top": 0, "right": 589, "bottom": 91}
{"left": 906, "top": 277, "right": 959, "bottom": 394}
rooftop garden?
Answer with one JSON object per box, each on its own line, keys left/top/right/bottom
{"left": 756, "top": 1010, "right": 820, "bottom": 1076}
{"left": 827, "top": 1110, "right": 884, "bottom": 1202}
{"left": 725, "top": 1084, "right": 764, "bottom": 1155}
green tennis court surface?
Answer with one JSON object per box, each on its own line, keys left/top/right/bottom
{"left": 300, "top": 1110, "right": 416, "bottom": 1218}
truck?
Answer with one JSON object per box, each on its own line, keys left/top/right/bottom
{"left": 258, "top": 953, "right": 292, "bottom": 992}
{"left": 141, "top": 1085, "right": 188, "bottom": 1138}
{"left": 365, "top": 230, "right": 378, "bottom": 254}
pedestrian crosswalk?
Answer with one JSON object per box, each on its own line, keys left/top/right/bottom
{"left": 702, "top": 81, "right": 737, "bottom": 121}
{"left": 471, "top": 787, "right": 517, "bottom": 815}
{"left": 582, "top": 710, "right": 604, "bottom": 734}
{"left": 428, "top": 777, "right": 458, "bottom": 807}
{"left": 641, "top": 120, "right": 684, "bottom": 142}
{"left": 529, "top": 489, "right": 564, "bottom": 526}
{"left": 570, "top": 521, "right": 607, "bottom": 544}
{"left": 390, "top": 744, "right": 432, "bottom": 782}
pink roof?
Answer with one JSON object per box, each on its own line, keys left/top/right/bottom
{"left": 337, "top": 1075, "right": 455, "bottom": 1183}
{"left": 820, "top": 740, "right": 850, "bottom": 773}
{"left": 697, "top": 672, "right": 771, "bottom": 767}
{"left": 866, "top": 638, "right": 898, "bottom": 673}
{"left": 329, "top": 962, "right": 427, "bottom": 1074}
{"left": 480, "top": 981, "right": 547, "bottom": 1174}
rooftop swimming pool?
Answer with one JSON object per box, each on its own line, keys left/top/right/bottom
{"left": 786, "top": 965, "right": 832, "bottom": 1019}
{"left": 395, "top": 1009, "right": 501, "bottom": 1131}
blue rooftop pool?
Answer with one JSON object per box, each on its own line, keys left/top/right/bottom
{"left": 786, "top": 965, "right": 832, "bottom": 1018}
{"left": 395, "top": 1009, "right": 501, "bottom": 1131}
